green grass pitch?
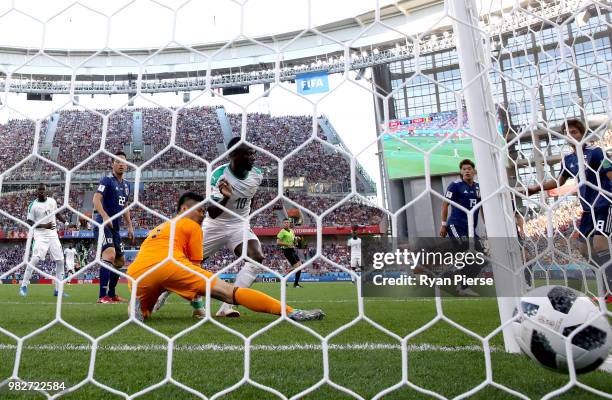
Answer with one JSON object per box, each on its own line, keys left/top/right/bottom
{"left": 0, "top": 283, "right": 609, "bottom": 399}
{"left": 383, "top": 136, "right": 475, "bottom": 179}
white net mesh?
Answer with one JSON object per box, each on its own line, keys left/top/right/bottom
{"left": 0, "top": 0, "right": 610, "bottom": 399}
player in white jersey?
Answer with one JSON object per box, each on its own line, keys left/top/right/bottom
{"left": 153, "top": 137, "right": 265, "bottom": 318}
{"left": 19, "top": 183, "right": 68, "bottom": 297}
{"left": 64, "top": 244, "right": 77, "bottom": 275}
{"left": 347, "top": 229, "right": 362, "bottom": 283}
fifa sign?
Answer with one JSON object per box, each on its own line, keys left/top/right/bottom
{"left": 296, "top": 71, "right": 329, "bottom": 95}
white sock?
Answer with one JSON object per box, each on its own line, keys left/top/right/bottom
{"left": 21, "top": 256, "right": 41, "bottom": 288}
{"left": 218, "top": 262, "right": 259, "bottom": 312}
{"left": 55, "top": 259, "right": 64, "bottom": 291}
{"left": 235, "top": 262, "right": 259, "bottom": 288}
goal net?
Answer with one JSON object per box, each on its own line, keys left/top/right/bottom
{"left": 0, "top": 0, "right": 610, "bottom": 399}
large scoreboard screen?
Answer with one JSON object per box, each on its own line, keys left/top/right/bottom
{"left": 382, "top": 110, "right": 504, "bottom": 179}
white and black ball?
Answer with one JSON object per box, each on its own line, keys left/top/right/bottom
{"left": 513, "top": 285, "right": 611, "bottom": 373}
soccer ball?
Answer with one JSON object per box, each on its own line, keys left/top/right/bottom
{"left": 513, "top": 285, "right": 611, "bottom": 373}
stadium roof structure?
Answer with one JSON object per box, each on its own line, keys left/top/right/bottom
{"left": 0, "top": 0, "right": 591, "bottom": 93}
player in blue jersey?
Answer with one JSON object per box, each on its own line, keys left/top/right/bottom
{"left": 440, "top": 159, "right": 484, "bottom": 296}
{"left": 440, "top": 159, "right": 482, "bottom": 238}
{"left": 528, "top": 119, "right": 612, "bottom": 303}
{"left": 92, "top": 151, "right": 135, "bottom": 304}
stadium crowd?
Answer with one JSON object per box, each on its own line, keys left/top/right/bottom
{"left": 519, "top": 199, "right": 588, "bottom": 265}
{"left": 0, "top": 107, "right": 381, "bottom": 241}
{"left": 523, "top": 200, "right": 582, "bottom": 237}
{"left": 53, "top": 109, "right": 132, "bottom": 170}
{"left": 1, "top": 108, "right": 371, "bottom": 193}
{"left": 0, "top": 119, "right": 48, "bottom": 180}
{"left": 226, "top": 113, "right": 366, "bottom": 191}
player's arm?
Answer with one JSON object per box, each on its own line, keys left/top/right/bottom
{"left": 93, "top": 177, "right": 111, "bottom": 223}
{"left": 92, "top": 193, "right": 110, "bottom": 222}
{"left": 440, "top": 202, "right": 450, "bottom": 237}
{"left": 55, "top": 199, "right": 67, "bottom": 226}
{"left": 124, "top": 209, "right": 135, "bottom": 244}
{"left": 601, "top": 149, "right": 612, "bottom": 182}
{"left": 186, "top": 222, "right": 204, "bottom": 264}
{"left": 526, "top": 168, "right": 568, "bottom": 195}
{"left": 26, "top": 201, "right": 36, "bottom": 227}
{"left": 276, "top": 230, "right": 284, "bottom": 247}
{"left": 439, "top": 184, "right": 454, "bottom": 237}
{"left": 207, "top": 178, "right": 232, "bottom": 219}
{"left": 276, "top": 231, "right": 291, "bottom": 248}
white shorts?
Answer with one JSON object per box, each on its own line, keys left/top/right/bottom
{"left": 203, "top": 221, "right": 259, "bottom": 259}
{"left": 350, "top": 257, "right": 362, "bottom": 268}
{"left": 65, "top": 260, "right": 75, "bottom": 272}
{"left": 32, "top": 233, "right": 63, "bottom": 261}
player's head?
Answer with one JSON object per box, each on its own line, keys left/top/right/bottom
{"left": 36, "top": 183, "right": 46, "bottom": 201}
{"left": 459, "top": 159, "right": 475, "bottom": 181}
{"left": 112, "top": 151, "right": 128, "bottom": 177}
{"left": 282, "top": 218, "right": 291, "bottom": 229}
{"left": 351, "top": 225, "right": 359, "bottom": 238}
{"left": 227, "top": 137, "right": 256, "bottom": 172}
{"left": 562, "top": 119, "right": 586, "bottom": 146}
{"left": 177, "top": 192, "right": 205, "bottom": 224}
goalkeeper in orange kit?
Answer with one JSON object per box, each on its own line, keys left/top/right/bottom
{"left": 127, "top": 191, "right": 325, "bottom": 322}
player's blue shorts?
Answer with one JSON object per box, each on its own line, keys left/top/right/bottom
{"left": 447, "top": 223, "right": 479, "bottom": 239}
{"left": 578, "top": 205, "right": 612, "bottom": 238}
{"left": 94, "top": 225, "right": 124, "bottom": 257}
{"left": 447, "top": 223, "right": 467, "bottom": 238}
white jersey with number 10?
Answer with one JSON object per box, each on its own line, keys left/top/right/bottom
{"left": 206, "top": 163, "right": 263, "bottom": 225}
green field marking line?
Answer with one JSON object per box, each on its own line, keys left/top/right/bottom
{"left": 0, "top": 343, "right": 501, "bottom": 352}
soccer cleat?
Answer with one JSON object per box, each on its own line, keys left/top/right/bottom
{"left": 96, "top": 296, "right": 113, "bottom": 304}
{"left": 288, "top": 309, "right": 325, "bottom": 322}
{"left": 457, "top": 286, "right": 480, "bottom": 297}
{"left": 131, "top": 298, "right": 145, "bottom": 322}
{"left": 153, "top": 291, "right": 170, "bottom": 313}
{"left": 192, "top": 308, "right": 207, "bottom": 319}
{"left": 54, "top": 290, "right": 69, "bottom": 298}
{"left": 109, "top": 295, "right": 127, "bottom": 303}
{"left": 293, "top": 284, "right": 303, "bottom": 288}
{"left": 215, "top": 306, "right": 241, "bottom": 318}
{"left": 19, "top": 286, "right": 28, "bottom": 297}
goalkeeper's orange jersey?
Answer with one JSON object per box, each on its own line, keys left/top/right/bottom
{"left": 127, "top": 217, "right": 203, "bottom": 278}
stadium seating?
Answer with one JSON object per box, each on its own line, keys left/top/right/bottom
{"left": 0, "top": 107, "right": 381, "bottom": 233}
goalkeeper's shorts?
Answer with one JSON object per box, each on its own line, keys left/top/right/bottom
{"left": 127, "top": 260, "right": 218, "bottom": 318}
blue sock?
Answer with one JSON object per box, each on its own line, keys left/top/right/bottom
{"left": 108, "top": 270, "right": 120, "bottom": 298}
{"left": 99, "top": 262, "right": 112, "bottom": 298}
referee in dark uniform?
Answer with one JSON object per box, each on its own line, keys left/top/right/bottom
{"left": 277, "top": 218, "right": 303, "bottom": 288}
